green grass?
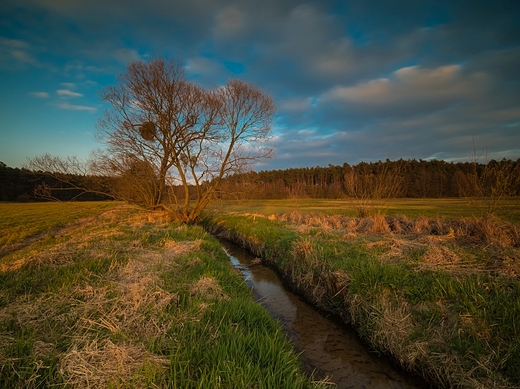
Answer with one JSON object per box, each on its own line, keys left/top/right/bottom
{"left": 208, "top": 197, "right": 520, "bottom": 222}
{"left": 0, "top": 203, "right": 323, "bottom": 388}
{"left": 203, "top": 207, "right": 520, "bottom": 389}
{"left": 0, "top": 201, "right": 120, "bottom": 247}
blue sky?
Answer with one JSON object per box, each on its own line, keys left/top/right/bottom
{"left": 1, "top": 0, "right": 519, "bottom": 171}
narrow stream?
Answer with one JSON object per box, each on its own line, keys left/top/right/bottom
{"left": 220, "top": 239, "right": 430, "bottom": 389}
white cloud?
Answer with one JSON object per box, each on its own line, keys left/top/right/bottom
{"left": 213, "top": 7, "right": 247, "bottom": 37}
{"left": 186, "top": 57, "right": 222, "bottom": 75}
{"left": 113, "top": 48, "right": 141, "bottom": 64}
{"left": 279, "top": 97, "right": 312, "bottom": 113}
{"left": 322, "top": 64, "right": 490, "bottom": 110}
{"left": 325, "top": 78, "right": 392, "bottom": 104}
{"left": 57, "top": 102, "right": 96, "bottom": 112}
{"left": 185, "top": 57, "right": 227, "bottom": 86}
{"left": 10, "top": 49, "right": 42, "bottom": 67}
{"left": 0, "top": 39, "right": 40, "bottom": 68}
{"left": 57, "top": 89, "right": 83, "bottom": 97}
{"left": 0, "top": 38, "right": 30, "bottom": 49}
{"left": 64, "top": 61, "right": 84, "bottom": 73}
{"left": 61, "top": 82, "right": 76, "bottom": 89}
{"left": 30, "top": 91, "right": 49, "bottom": 98}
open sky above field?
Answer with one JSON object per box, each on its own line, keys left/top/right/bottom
{"left": 1, "top": 0, "right": 519, "bottom": 170}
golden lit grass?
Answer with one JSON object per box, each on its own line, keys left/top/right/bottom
{"left": 59, "top": 339, "right": 169, "bottom": 388}
{"left": 208, "top": 198, "right": 520, "bottom": 222}
{"left": 4, "top": 204, "right": 324, "bottom": 389}
{"left": 190, "top": 276, "right": 230, "bottom": 301}
{"left": 0, "top": 202, "right": 120, "bottom": 256}
{"left": 205, "top": 209, "right": 520, "bottom": 389}
{"left": 0, "top": 206, "right": 200, "bottom": 387}
{"left": 0, "top": 206, "right": 127, "bottom": 273}
{"left": 269, "top": 211, "right": 520, "bottom": 279}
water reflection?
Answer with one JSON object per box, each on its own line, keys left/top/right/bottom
{"left": 221, "top": 240, "right": 430, "bottom": 389}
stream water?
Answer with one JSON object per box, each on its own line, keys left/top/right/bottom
{"left": 220, "top": 239, "right": 431, "bottom": 389}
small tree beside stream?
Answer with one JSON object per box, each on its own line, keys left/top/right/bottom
{"left": 343, "top": 160, "right": 405, "bottom": 217}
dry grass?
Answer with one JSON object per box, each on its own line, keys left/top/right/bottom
{"left": 271, "top": 211, "right": 520, "bottom": 280}
{"left": 274, "top": 211, "right": 519, "bottom": 245}
{"left": 190, "top": 276, "right": 229, "bottom": 301}
{"left": 367, "top": 293, "right": 461, "bottom": 388}
{"left": 0, "top": 206, "right": 207, "bottom": 388}
{"left": 59, "top": 339, "right": 169, "bottom": 389}
{"left": 370, "top": 292, "right": 429, "bottom": 370}
{"left": 206, "top": 209, "right": 520, "bottom": 389}
{"left": 74, "top": 253, "right": 179, "bottom": 341}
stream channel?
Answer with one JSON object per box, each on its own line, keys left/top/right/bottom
{"left": 220, "top": 239, "right": 431, "bottom": 389}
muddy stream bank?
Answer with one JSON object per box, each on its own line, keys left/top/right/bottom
{"left": 219, "top": 239, "right": 431, "bottom": 389}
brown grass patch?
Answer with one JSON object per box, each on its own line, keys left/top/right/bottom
{"left": 368, "top": 292, "right": 471, "bottom": 387}
{"left": 190, "top": 276, "right": 229, "bottom": 301}
{"left": 124, "top": 210, "right": 174, "bottom": 228}
{"left": 367, "top": 236, "right": 424, "bottom": 263}
{"left": 288, "top": 238, "right": 329, "bottom": 301}
{"left": 273, "top": 211, "right": 520, "bottom": 279}
{"left": 59, "top": 339, "right": 169, "bottom": 389}
{"left": 163, "top": 238, "right": 202, "bottom": 258}
{"left": 270, "top": 210, "right": 520, "bottom": 247}
{"left": 502, "top": 254, "right": 520, "bottom": 278}
{"left": 72, "top": 246, "right": 181, "bottom": 340}
{"left": 366, "top": 214, "right": 391, "bottom": 234}
{"left": 292, "top": 237, "right": 318, "bottom": 262}
{"left": 370, "top": 292, "right": 427, "bottom": 369}
{"left": 422, "top": 245, "right": 460, "bottom": 266}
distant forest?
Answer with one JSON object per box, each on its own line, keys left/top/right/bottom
{"left": 218, "top": 159, "right": 520, "bottom": 199}
{"left": 0, "top": 162, "right": 111, "bottom": 202}
{"left": 1, "top": 158, "right": 519, "bottom": 202}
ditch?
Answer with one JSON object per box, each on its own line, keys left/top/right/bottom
{"left": 220, "top": 238, "right": 432, "bottom": 389}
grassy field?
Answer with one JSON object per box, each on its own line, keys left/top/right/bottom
{"left": 0, "top": 203, "right": 324, "bottom": 388}
{"left": 203, "top": 199, "right": 520, "bottom": 389}
{"left": 208, "top": 197, "right": 520, "bottom": 222}
{"left": 0, "top": 202, "right": 120, "bottom": 248}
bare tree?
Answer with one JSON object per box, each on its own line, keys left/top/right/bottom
{"left": 94, "top": 58, "right": 275, "bottom": 222}
{"left": 25, "top": 153, "right": 115, "bottom": 201}
{"left": 463, "top": 141, "right": 520, "bottom": 219}
{"left": 344, "top": 160, "right": 405, "bottom": 217}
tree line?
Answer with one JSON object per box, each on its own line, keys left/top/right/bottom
{"left": 217, "top": 158, "right": 520, "bottom": 200}
{"left": 0, "top": 161, "right": 112, "bottom": 202}
{"left": 3, "top": 158, "right": 518, "bottom": 202}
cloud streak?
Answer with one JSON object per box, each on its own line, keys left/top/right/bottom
{"left": 57, "top": 89, "right": 83, "bottom": 97}
{"left": 57, "top": 102, "right": 96, "bottom": 112}
{"left": 30, "top": 91, "right": 49, "bottom": 98}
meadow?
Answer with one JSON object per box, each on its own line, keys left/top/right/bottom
{"left": 208, "top": 197, "right": 520, "bottom": 222}
{"left": 2, "top": 199, "right": 519, "bottom": 388}
{"left": 203, "top": 198, "right": 520, "bottom": 389}
{"left": 0, "top": 202, "right": 324, "bottom": 388}
{"left": 0, "top": 202, "right": 118, "bottom": 249}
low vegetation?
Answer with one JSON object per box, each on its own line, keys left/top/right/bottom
{"left": 203, "top": 201, "right": 520, "bottom": 389}
{"left": 208, "top": 197, "right": 520, "bottom": 223}
{"left": 0, "top": 203, "right": 324, "bottom": 388}
{"left": 3, "top": 198, "right": 518, "bottom": 388}
{"left": 0, "top": 202, "right": 118, "bottom": 249}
